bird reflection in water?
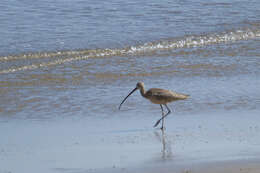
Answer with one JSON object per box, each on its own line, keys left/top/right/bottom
{"left": 154, "top": 129, "right": 173, "bottom": 160}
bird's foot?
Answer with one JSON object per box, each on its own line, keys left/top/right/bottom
{"left": 160, "top": 126, "right": 165, "bottom": 131}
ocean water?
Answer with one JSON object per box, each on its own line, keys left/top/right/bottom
{"left": 0, "top": 0, "right": 260, "bottom": 120}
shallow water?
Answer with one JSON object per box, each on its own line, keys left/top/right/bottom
{"left": 1, "top": 37, "right": 260, "bottom": 120}
{"left": 0, "top": 0, "right": 260, "bottom": 120}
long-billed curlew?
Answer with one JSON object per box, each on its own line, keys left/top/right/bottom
{"left": 119, "top": 82, "right": 189, "bottom": 129}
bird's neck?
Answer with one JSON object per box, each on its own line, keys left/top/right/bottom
{"left": 139, "top": 87, "right": 146, "bottom": 98}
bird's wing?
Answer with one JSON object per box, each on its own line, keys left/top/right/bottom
{"left": 146, "top": 88, "right": 172, "bottom": 98}
{"left": 147, "top": 88, "right": 189, "bottom": 100}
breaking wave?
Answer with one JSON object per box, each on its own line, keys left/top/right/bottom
{"left": 0, "top": 27, "right": 259, "bottom": 74}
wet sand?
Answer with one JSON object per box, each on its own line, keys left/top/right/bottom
{"left": 103, "top": 158, "right": 260, "bottom": 173}
{"left": 1, "top": 109, "right": 260, "bottom": 173}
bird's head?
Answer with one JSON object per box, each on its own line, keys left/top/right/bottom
{"left": 136, "top": 82, "right": 144, "bottom": 90}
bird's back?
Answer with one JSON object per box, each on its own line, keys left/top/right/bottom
{"left": 145, "top": 88, "right": 189, "bottom": 104}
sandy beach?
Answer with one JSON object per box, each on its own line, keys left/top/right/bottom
{"left": 104, "top": 159, "right": 260, "bottom": 173}
{"left": 1, "top": 109, "right": 260, "bottom": 173}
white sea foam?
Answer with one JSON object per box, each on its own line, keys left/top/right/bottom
{"left": 0, "top": 28, "right": 259, "bottom": 74}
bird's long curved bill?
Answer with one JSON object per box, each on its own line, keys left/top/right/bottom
{"left": 119, "top": 87, "right": 137, "bottom": 110}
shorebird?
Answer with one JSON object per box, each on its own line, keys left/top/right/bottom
{"left": 119, "top": 82, "right": 189, "bottom": 130}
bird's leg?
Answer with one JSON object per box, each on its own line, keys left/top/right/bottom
{"left": 164, "top": 104, "right": 171, "bottom": 118}
{"left": 161, "top": 104, "right": 171, "bottom": 122}
{"left": 154, "top": 104, "right": 172, "bottom": 128}
{"left": 153, "top": 104, "right": 164, "bottom": 129}
{"left": 160, "top": 104, "right": 165, "bottom": 130}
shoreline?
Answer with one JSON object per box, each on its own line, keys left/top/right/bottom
{"left": 1, "top": 110, "right": 260, "bottom": 173}
{"left": 100, "top": 157, "right": 260, "bottom": 173}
